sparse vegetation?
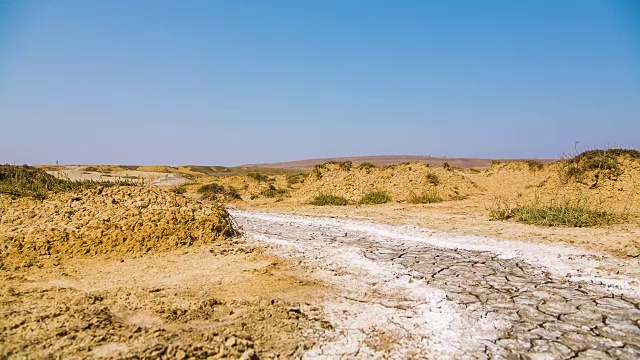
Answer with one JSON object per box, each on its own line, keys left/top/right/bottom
{"left": 286, "top": 172, "right": 308, "bottom": 187}
{"left": 310, "top": 194, "right": 349, "bottom": 206}
{"left": 198, "top": 183, "right": 226, "bottom": 194}
{"left": 358, "top": 162, "right": 377, "bottom": 170}
{"left": 562, "top": 148, "right": 640, "bottom": 184}
{"left": 260, "top": 185, "right": 288, "bottom": 198}
{"left": 427, "top": 173, "right": 440, "bottom": 186}
{"left": 525, "top": 160, "right": 544, "bottom": 171}
{"left": 317, "top": 161, "right": 353, "bottom": 171}
{"left": 198, "top": 183, "right": 241, "bottom": 201}
{"left": 0, "top": 164, "right": 138, "bottom": 200}
{"left": 247, "top": 172, "right": 270, "bottom": 182}
{"left": 489, "top": 198, "right": 618, "bottom": 227}
{"left": 407, "top": 190, "right": 443, "bottom": 204}
{"left": 443, "top": 162, "right": 451, "bottom": 170}
{"left": 359, "top": 191, "right": 392, "bottom": 205}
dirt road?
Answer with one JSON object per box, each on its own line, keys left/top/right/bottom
{"left": 232, "top": 210, "right": 640, "bottom": 359}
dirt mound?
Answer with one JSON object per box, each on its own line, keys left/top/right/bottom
{"left": 476, "top": 155, "right": 640, "bottom": 215}
{"left": 296, "top": 162, "right": 481, "bottom": 202}
{"left": 0, "top": 186, "right": 238, "bottom": 269}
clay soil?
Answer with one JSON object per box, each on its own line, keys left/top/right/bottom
{"left": 0, "top": 242, "right": 329, "bottom": 359}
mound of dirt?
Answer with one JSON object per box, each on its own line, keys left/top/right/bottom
{"left": 476, "top": 155, "right": 640, "bottom": 214}
{"left": 296, "top": 162, "right": 482, "bottom": 202}
{"left": 0, "top": 186, "right": 238, "bottom": 270}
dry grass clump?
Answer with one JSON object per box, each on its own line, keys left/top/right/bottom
{"left": 0, "top": 164, "right": 137, "bottom": 200}
{"left": 0, "top": 186, "right": 239, "bottom": 269}
{"left": 489, "top": 198, "right": 618, "bottom": 227}
{"left": 359, "top": 191, "right": 391, "bottom": 205}
{"left": 427, "top": 173, "right": 440, "bottom": 186}
{"left": 310, "top": 194, "right": 349, "bottom": 206}
{"left": 407, "top": 190, "right": 444, "bottom": 204}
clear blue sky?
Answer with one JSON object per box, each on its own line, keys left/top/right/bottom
{"left": 1, "top": 0, "right": 639, "bottom": 166}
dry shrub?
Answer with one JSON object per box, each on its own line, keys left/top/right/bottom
{"left": 407, "top": 190, "right": 443, "bottom": 204}
{"left": 359, "top": 191, "right": 391, "bottom": 205}
{"left": 310, "top": 194, "right": 349, "bottom": 206}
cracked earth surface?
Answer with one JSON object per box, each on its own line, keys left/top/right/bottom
{"left": 231, "top": 210, "right": 640, "bottom": 360}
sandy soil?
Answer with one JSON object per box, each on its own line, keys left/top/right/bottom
{"left": 0, "top": 240, "right": 331, "bottom": 359}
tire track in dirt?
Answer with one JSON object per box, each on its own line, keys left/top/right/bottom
{"left": 232, "top": 210, "right": 640, "bottom": 359}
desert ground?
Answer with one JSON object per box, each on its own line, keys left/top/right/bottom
{"left": 2, "top": 150, "right": 640, "bottom": 359}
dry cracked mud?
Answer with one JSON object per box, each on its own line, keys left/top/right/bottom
{"left": 232, "top": 210, "right": 640, "bottom": 359}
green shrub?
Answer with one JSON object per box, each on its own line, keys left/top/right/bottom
{"left": 358, "top": 162, "right": 377, "bottom": 170}
{"left": 427, "top": 173, "right": 440, "bottom": 186}
{"left": 260, "top": 185, "right": 288, "bottom": 198}
{"left": 198, "top": 183, "right": 226, "bottom": 194}
{"left": 489, "top": 198, "right": 618, "bottom": 227}
{"left": 359, "top": 191, "right": 391, "bottom": 205}
{"left": 247, "top": 172, "right": 270, "bottom": 182}
{"left": 310, "top": 194, "right": 349, "bottom": 206}
{"left": 407, "top": 190, "right": 443, "bottom": 204}
{"left": 286, "top": 172, "right": 308, "bottom": 186}
{"left": 198, "top": 182, "right": 241, "bottom": 201}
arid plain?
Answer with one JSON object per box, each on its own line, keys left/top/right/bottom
{"left": 2, "top": 150, "right": 640, "bottom": 359}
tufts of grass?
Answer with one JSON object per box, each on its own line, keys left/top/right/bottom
{"left": 358, "top": 162, "right": 377, "bottom": 170}
{"left": 247, "top": 172, "right": 270, "bottom": 182}
{"left": 427, "top": 173, "right": 440, "bottom": 186}
{"left": 407, "top": 190, "right": 443, "bottom": 204}
{"left": 489, "top": 198, "right": 618, "bottom": 227}
{"left": 310, "top": 193, "right": 349, "bottom": 206}
{"left": 317, "top": 161, "right": 353, "bottom": 171}
{"left": 359, "top": 191, "right": 391, "bottom": 205}
{"left": 0, "top": 164, "right": 138, "bottom": 200}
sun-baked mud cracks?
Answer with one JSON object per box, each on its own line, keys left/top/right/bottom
{"left": 234, "top": 210, "right": 640, "bottom": 359}
{"left": 0, "top": 186, "right": 238, "bottom": 269}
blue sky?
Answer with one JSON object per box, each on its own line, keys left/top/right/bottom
{"left": 1, "top": 0, "right": 639, "bottom": 165}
